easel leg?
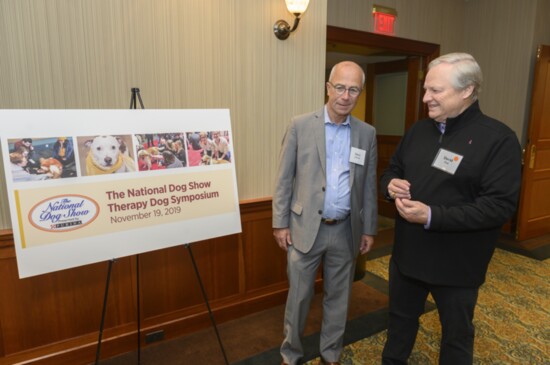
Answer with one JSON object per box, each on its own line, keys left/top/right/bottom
{"left": 95, "top": 258, "right": 116, "bottom": 365}
{"left": 185, "top": 244, "right": 230, "bottom": 365}
{"left": 130, "top": 87, "right": 145, "bottom": 110}
{"left": 129, "top": 87, "right": 143, "bottom": 363}
{"left": 136, "top": 254, "right": 141, "bottom": 364}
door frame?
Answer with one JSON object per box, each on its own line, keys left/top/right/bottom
{"left": 516, "top": 44, "right": 550, "bottom": 240}
{"left": 327, "top": 26, "right": 440, "bottom": 217}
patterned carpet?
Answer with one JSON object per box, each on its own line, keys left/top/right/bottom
{"left": 305, "top": 249, "right": 550, "bottom": 364}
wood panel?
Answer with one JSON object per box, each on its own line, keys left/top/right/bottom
{"left": 242, "top": 201, "right": 287, "bottom": 291}
{"left": 516, "top": 45, "right": 550, "bottom": 240}
{"left": 0, "top": 198, "right": 287, "bottom": 364}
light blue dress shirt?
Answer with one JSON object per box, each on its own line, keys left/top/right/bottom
{"left": 322, "top": 107, "right": 351, "bottom": 220}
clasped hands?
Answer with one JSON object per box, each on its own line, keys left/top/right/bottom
{"left": 388, "top": 178, "right": 429, "bottom": 225}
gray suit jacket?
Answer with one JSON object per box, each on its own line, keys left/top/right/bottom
{"left": 273, "top": 107, "right": 378, "bottom": 255}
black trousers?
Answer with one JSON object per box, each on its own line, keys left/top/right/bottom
{"left": 382, "top": 259, "right": 479, "bottom": 365}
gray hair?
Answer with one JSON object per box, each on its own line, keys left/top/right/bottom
{"left": 429, "top": 52, "right": 482, "bottom": 101}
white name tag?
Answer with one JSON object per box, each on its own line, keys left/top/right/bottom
{"left": 432, "top": 148, "right": 463, "bottom": 175}
{"left": 350, "top": 147, "right": 366, "bottom": 165}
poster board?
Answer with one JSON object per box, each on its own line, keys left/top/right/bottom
{"left": 1, "top": 109, "right": 241, "bottom": 278}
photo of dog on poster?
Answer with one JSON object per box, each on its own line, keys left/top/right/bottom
{"left": 77, "top": 135, "right": 136, "bottom": 176}
{"left": 186, "top": 131, "right": 232, "bottom": 166}
{"left": 134, "top": 133, "right": 187, "bottom": 171}
{"left": 7, "top": 137, "right": 78, "bottom": 182}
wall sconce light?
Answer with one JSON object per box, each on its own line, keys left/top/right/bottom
{"left": 273, "top": 0, "right": 310, "bottom": 40}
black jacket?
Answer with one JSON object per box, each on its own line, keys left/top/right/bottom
{"left": 380, "top": 101, "right": 522, "bottom": 287}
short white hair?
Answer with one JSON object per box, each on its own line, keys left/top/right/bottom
{"left": 429, "top": 52, "right": 482, "bottom": 100}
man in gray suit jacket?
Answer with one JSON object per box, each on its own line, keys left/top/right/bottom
{"left": 273, "top": 61, "right": 378, "bottom": 365}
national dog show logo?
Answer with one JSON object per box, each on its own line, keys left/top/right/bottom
{"left": 28, "top": 195, "right": 100, "bottom": 232}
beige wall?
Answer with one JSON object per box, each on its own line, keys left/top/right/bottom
{"left": 0, "top": 0, "right": 328, "bottom": 229}
{"left": 1, "top": 0, "right": 549, "bottom": 229}
{"left": 327, "top": 0, "right": 550, "bottom": 144}
{"left": 327, "top": 0, "right": 465, "bottom": 53}
{"left": 463, "top": 0, "right": 537, "bottom": 143}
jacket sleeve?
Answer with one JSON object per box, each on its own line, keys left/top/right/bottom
{"left": 430, "top": 132, "right": 522, "bottom": 231}
{"left": 362, "top": 129, "right": 378, "bottom": 235}
{"left": 272, "top": 120, "right": 297, "bottom": 229}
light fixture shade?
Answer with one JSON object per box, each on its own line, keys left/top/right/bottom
{"left": 285, "top": 0, "right": 310, "bottom": 14}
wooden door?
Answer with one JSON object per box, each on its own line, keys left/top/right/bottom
{"left": 366, "top": 57, "right": 422, "bottom": 217}
{"left": 516, "top": 45, "right": 550, "bottom": 240}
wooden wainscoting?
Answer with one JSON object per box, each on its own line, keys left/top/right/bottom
{"left": 0, "top": 198, "right": 287, "bottom": 365}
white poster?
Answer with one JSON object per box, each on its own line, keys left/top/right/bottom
{"left": 1, "top": 109, "right": 241, "bottom": 278}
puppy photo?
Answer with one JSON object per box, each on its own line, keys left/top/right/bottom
{"left": 78, "top": 135, "right": 136, "bottom": 176}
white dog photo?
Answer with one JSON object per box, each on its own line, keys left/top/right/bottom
{"left": 79, "top": 135, "right": 136, "bottom": 175}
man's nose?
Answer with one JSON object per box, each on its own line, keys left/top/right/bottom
{"left": 422, "top": 91, "right": 431, "bottom": 102}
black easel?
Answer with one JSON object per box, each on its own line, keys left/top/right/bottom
{"left": 95, "top": 88, "right": 145, "bottom": 365}
{"left": 127, "top": 88, "right": 228, "bottom": 364}
{"left": 129, "top": 87, "right": 144, "bottom": 365}
{"left": 130, "top": 87, "right": 145, "bottom": 110}
{"left": 95, "top": 88, "right": 228, "bottom": 364}
{"left": 95, "top": 259, "right": 116, "bottom": 364}
{"left": 184, "top": 243, "right": 229, "bottom": 365}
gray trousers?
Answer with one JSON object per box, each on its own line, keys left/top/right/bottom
{"left": 280, "top": 217, "right": 355, "bottom": 365}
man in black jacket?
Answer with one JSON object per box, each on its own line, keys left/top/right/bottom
{"left": 380, "top": 53, "right": 522, "bottom": 365}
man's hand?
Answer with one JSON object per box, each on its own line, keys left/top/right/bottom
{"left": 387, "top": 178, "right": 412, "bottom": 200}
{"left": 273, "top": 228, "right": 292, "bottom": 251}
{"left": 395, "top": 198, "right": 429, "bottom": 224}
{"left": 359, "top": 234, "right": 374, "bottom": 255}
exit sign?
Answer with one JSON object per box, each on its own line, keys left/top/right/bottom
{"left": 373, "top": 5, "right": 397, "bottom": 36}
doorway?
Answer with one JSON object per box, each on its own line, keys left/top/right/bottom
{"left": 516, "top": 44, "right": 550, "bottom": 241}
{"left": 326, "top": 26, "right": 439, "bottom": 217}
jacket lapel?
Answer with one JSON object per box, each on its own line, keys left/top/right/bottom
{"left": 349, "top": 118, "right": 359, "bottom": 188}
{"left": 314, "top": 108, "right": 326, "bottom": 175}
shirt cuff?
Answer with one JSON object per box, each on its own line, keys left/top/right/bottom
{"left": 424, "top": 207, "right": 432, "bottom": 229}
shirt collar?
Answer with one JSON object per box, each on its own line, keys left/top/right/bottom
{"left": 438, "top": 100, "right": 480, "bottom": 133}
{"left": 324, "top": 105, "right": 350, "bottom": 126}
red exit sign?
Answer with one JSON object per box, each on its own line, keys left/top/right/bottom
{"left": 372, "top": 5, "right": 397, "bottom": 36}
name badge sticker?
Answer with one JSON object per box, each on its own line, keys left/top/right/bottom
{"left": 350, "top": 147, "right": 366, "bottom": 166}
{"left": 432, "top": 148, "right": 463, "bottom": 175}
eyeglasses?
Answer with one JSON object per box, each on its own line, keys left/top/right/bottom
{"left": 328, "top": 82, "right": 362, "bottom": 97}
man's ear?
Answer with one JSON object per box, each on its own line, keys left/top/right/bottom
{"left": 462, "top": 85, "right": 474, "bottom": 100}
